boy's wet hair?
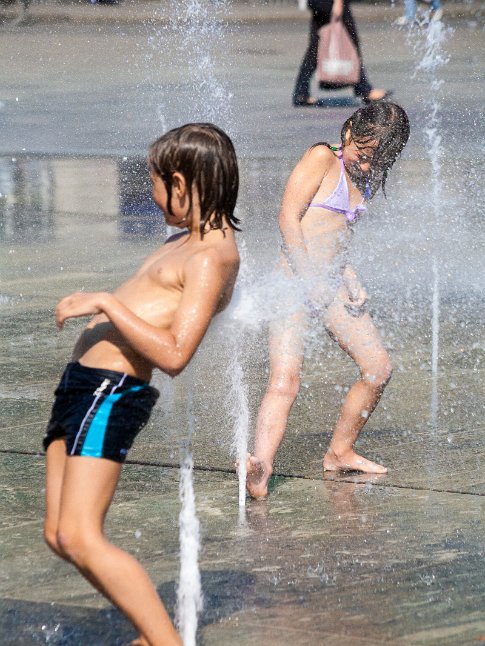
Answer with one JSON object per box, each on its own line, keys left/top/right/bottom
{"left": 149, "top": 123, "right": 240, "bottom": 235}
{"left": 341, "top": 102, "right": 410, "bottom": 197}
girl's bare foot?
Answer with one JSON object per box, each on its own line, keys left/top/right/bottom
{"left": 323, "top": 448, "right": 387, "bottom": 474}
{"left": 246, "top": 455, "right": 272, "bottom": 499}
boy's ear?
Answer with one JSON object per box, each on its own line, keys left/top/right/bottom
{"left": 172, "top": 172, "right": 187, "bottom": 198}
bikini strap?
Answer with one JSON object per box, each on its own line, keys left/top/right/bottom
{"left": 329, "top": 144, "right": 343, "bottom": 157}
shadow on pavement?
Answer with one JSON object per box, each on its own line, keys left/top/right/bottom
{"left": 0, "top": 569, "right": 256, "bottom": 645}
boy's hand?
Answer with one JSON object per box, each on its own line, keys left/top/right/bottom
{"left": 55, "top": 291, "right": 108, "bottom": 330}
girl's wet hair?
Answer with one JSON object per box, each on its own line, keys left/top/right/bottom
{"left": 341, "top": 102, "right": 410, "bottom": 197}
{"left": 149, "top": 123, "right": 240, "bottom": 235}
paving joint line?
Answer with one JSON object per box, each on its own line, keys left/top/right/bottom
{"left": 1, "top": 448, "right": 482, "bottom": 497}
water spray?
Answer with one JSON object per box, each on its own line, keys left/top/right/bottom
{"left": 412, "top": 20, "right": 450, "bottom": 426}
{"left": 176, "top": 370, "right": 203, "bottom": 646}
{"left": 227, "top": 342, "right": 250, "bottom": 520}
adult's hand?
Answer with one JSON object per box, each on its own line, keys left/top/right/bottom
{"left": 331, "top": 0, "right": 344, "bottom": 21}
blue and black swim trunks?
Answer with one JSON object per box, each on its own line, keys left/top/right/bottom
{"left": 43, "top": 362, "right": 159, "bottom": 463}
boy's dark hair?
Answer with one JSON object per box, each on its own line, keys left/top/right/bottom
{"left": 341, "top": 102, "right": 410, "bottom": 198}
{"left": 149, "top": 123, "right": 240, "bottom": 236}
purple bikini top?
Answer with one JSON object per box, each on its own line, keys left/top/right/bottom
{"left": 308, "top": 150, "right": 366, "bottom": 222}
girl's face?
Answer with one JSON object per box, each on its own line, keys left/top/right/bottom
{"left": 150, "top": 171, "right": 191, "bottom": 228}
{"left": 342, "top": 136, "right": 378, "bottom": 176}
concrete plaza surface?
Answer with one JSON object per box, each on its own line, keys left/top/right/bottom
{"left": 1, "top": 1, "right": 485, "bottom": 645}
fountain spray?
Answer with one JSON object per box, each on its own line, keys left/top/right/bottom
{"left": 413, "top": 19, "right": 450, "bottom": 426}
{"left": 227, "top": 341, "right": 250, "bottom": 520}
{"left": 176, "top": 369, "right": 203, "bottom": 646}
{"left": 156, "top": 0, "right": 234, "bottom": 639}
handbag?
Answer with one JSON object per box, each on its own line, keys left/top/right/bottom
{"left": 317, "top": 20, "right": 360, "bottom": 88}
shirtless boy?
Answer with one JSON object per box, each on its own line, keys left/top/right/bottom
{"left": 43, "top": 123, "right": 240, "bottom": 646}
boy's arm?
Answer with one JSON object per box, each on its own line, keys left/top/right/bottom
{"left": 56, "top": 251, "right": 231, "bottom": 377}
{"left": 279, "top": 146, "right": 331, "bottom": 279}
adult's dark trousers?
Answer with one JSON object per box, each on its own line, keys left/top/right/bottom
{"left": 293, "top": 1, "right": 373, "bottom": 101}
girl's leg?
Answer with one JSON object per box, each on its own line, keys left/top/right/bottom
{"left": 55, "top": 456, "right": 181, "bottom": 646}
{"left": 323, "top": 297, "right": 392, "bottom": 473}
{"left": 247, "top": 311, "right": 306, "bottom": 498}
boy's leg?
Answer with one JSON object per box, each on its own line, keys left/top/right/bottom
{"left": 56, "top": 456, "right": 181, "bottom": 646}
{"left": 247, "top": 311, "right": 305, "bottom": 498}
{"left": 44, "top": 438, "right": 68, "bottom": 556}
{"left": 323, "top": 298, "right": 392, "bottom": 473}
{"left": 44, "top": 438, "right": 120, "bottom": 597}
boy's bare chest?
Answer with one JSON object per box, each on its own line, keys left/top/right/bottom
{"left": 144, "top": 247, "right": 188, "bottom": 291}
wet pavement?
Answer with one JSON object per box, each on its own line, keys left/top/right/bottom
{"left": 2, "top": 453, "right": 485, "bottom": 645}
{"left": 1, "top": 3, "right": 485, "bottom": 645}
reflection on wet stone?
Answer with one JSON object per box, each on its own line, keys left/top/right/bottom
{"left": 0, "top": 157, "right": 54, "bottom": 244}
{"left": 118, "top": 157, "right": 166, "bottom": 239}
{"left": 0, "top": 155, "right": 166, "bottom": 245}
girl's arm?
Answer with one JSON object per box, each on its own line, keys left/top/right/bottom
{"left": 279, "top": 145, "right": 333, "bottom": 279}
{"left": 55, "top": 250, "right": 232, "bottom": 377}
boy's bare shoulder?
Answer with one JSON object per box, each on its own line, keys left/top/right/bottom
{"left": 184, "top": 236, "right": 239, "bottom": 280}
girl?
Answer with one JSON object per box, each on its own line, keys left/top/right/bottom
{"left": 246, "top": 102, "right": 410, "bottom": 498}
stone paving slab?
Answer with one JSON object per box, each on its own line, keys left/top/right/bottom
{"left": 1, "top": 453, "right": 484, "bottom": 645}
{"left": 0, "top": 10, "right": 483, "bottom": 159}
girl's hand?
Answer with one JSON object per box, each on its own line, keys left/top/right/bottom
{"left": 342, "top": 266, "right": 367, "bottom": 316}
{"left": 344, "top": 284, "right": 368, "bottom": 317}
{"left": 347, "top": 282, "right": 367, "bottom": 307}
{"left": 55, "top": 291, "right": 109, "bottom": 330}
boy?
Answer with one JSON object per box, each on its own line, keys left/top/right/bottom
{"left": 43, "top": 123, "right": 240, "bottom": 646}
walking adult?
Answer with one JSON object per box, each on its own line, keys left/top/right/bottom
{"left": 293, "top": 0, "right": 392, "bottom": 106}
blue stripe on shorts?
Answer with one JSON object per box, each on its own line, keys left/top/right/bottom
{"left": 80, "top": 386, "right": 144, "bottom": 458}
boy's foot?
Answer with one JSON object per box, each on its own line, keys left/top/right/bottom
{"left": 246, "top": 455, "right": 272, "bottom": 499}
{"left": 323, "top": 448, "right": 387, "bottom": 474}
